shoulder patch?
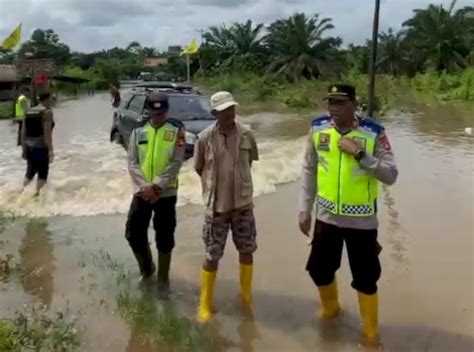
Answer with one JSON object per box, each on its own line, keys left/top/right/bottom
{"left": 311, "top": 114, "right": 331, "bottom": 127}
{"left": 166, "top": 118, "right": 185, "bottom": 129}
{"left": 359, "top": 117, "right": 385, "bottom": 134}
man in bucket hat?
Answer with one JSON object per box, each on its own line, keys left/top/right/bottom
{"left": 194, "top": 91, "right": 259, "bottom": 323}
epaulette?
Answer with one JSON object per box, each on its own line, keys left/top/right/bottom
{"left": 167, "top": 118, "right": 185, "bottom": 129}
{"left": 311, "top": 114, "right": 331, "bottom": 127}
{"left": 359, "top": 117, "right": 385, "bottom": 134}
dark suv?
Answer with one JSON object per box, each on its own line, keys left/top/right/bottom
{"left": 110, "top": 82, "right": 215, "bottom": 159}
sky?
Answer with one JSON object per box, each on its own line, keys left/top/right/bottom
{"left": 0, "top": 0, "right": 470, "bottom": 53}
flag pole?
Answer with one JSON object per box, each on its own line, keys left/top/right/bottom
{"left": 186, "top": 54, "right": 191, "bottom": 83}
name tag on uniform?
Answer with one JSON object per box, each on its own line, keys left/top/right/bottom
{"left": 317, "top": 133, "right": 330, "bottom": 151}
{"left": 352, "top": 137, "right": 367, "bottom": 150}
{"left": 164, "top": 130, "right": 176, "bottom": 142}
{"left": 137, "top": 130, "right": 148, "bottom": 144}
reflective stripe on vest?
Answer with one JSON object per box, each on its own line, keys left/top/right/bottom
{"left": 135, "top": 122, "right": 178, "bottom": 187}
{"left": 15, "top": 95, "right": 27, "bottom": 119}
{"left": 312, "top": 124, "right": 378, "bottom": 217}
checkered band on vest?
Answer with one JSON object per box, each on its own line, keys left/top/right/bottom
{"left": 341, "top": 204, "right": 374, "bottom": 215}
{"left": 317, "top": 197, "right": 336, "bottom": 212}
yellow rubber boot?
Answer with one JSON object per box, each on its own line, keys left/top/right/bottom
{"left": 240, "top": 264, "right": 253, "bottom": 307}
{"left": 197, "top": 268, "right": 217, "bottom": 324}
{"left": 317, "top": 279, "right": 341, "bottom": 319}
{"left": 357, "top": 292, "right": 380, "bottom": 346}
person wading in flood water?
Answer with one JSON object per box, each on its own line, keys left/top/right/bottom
{"left": 298, "top": 84, "right": 398, "bottom": 347}
{"left": 110, "top": 84, "right": 121, "bottom": 109}
{"left": 14, "top": 87, "right": 31, "bottom": 146}
{"left": 21, "top": 92, "right": 55, "bottom": 196}
{"left": 194, "top": 91, "right": 259, "bottom": 324}
{"left": 125, "top": 92, "right": 185, "bottom": 294}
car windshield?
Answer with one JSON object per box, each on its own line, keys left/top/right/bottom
{"left": 167, "top": 95, "right": 213, "bottom": 120}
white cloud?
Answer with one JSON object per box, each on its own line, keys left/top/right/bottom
{"left": 0, "top": 0, "right": 470, "bottom": 52}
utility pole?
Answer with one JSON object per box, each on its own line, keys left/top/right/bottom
{"left": 368, "top": 0, "right": 381, "bottom": 117}
{"left": 186, "top": 54, "right": 191, "bottom": 83}
{"left": 196, "top": 29, "right": 205, "bottom": 73}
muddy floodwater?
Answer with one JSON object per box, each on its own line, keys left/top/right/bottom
{"left": 0, "top": 93, "right": 473, "bottom": 352}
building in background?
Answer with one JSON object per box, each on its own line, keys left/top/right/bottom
{"left": 143, "top": 57, "right": 168, "bottom": 68}
{"left": 0, "top": 65, "right": 18, "bottom": 101}
{"left": 168, "top": 46, "right": 183, "bottom": 55}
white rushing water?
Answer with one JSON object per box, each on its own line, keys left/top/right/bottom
{"left": 0, "top": 94, "right": 306, "bottom": 217}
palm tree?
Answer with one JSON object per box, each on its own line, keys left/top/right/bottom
{"left": 126, "top": 41, "right": 142, "bottom": 55}
{"left": 203, "top": 25, "right": 234, "bottom": 54}
{"left": 264, "top": 13, "right": 341, "bottom": 80}
{"left": 203, "top": 20, "right": 265, "bottom": 70}
{"left": 229, "top": 20, "right": 264, "bottom": 54}
{"left": 402, "top": 0, "right": 474, "bottom": 72}
{"left": 377, "top": 28, "right": 408, "bottom": 76}
{"left": 141, "top": 47, "right": 157, "bottom": 57}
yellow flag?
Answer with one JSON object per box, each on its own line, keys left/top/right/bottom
{"left": 181, "top": 39, "right": 199, "bottom": 55}
{"left": 1, "top": 23, "right": 22, "bottom": 49}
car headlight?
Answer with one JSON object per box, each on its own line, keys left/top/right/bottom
{"left": 185, "top": 131, "right": 197, "bottom": 145}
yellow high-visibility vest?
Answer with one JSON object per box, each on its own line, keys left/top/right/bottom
{"left": 135, "top": 121, "right": 179, "bottom": 188}
{"left": 312, "top": 115, "right": 381, "bottom": 217}
{"left": 15, "top": 94, "right": 27, "bottom": 120}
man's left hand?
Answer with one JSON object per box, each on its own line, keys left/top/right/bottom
{"left": 338, "top": 137, "right": 361, "bottom": 156}
{"left": 140, "top": 184, "right": 160, "bottom": 203}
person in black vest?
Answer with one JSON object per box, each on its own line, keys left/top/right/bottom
{"left": 21, "top": 92, "right": 55, "bottom": 196}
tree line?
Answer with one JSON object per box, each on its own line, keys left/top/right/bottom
{"left": 0, "top": 0, "right": 472, "bottom": 86}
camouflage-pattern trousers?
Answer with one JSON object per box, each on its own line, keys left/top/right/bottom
{"left": 202, "top": 208, "right": 257, "bottom": 261}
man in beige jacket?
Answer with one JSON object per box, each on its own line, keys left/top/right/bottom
{"left": 194, "top": 91, "right": 259, "bottom": 323}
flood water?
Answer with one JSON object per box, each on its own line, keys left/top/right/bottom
{"left": 0, "top": 93, "right": 473, "bottom": 352}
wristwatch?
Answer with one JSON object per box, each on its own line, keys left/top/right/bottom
{"left": 355, "top": 149, "right": 366, "bottom": 162}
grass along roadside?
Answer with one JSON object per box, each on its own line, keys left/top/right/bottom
{"left": 0, "top": 306, "right": 80, "bottom": 352}
{"left": 195, "top": 68, "right": 474, "bottom": 115}
{"left": 0, "top": 101, "right": 14, "bottom": 120}
{"left": 84, "top": 249, "right": 226, "bottom": 351}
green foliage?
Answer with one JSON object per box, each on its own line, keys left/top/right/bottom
{"left": 346, "top": 44, "right": 371, "bottom": 74}
{"left": 0, "top": 47, "right": 14, "bottom": 64}
{"left": 0, "top": 102, "right": 13, "bottom": 120}
{"left": 93, "top": 59, "right": 121, "bottom": 89}
{"left": 84, "top": 250, "right": 224, "bottom": 351}
{"left": 402, "top": 0, "right": 473, "bottom": 72}
{"left": 265, "top": 13, "right": 342, "bottom": 80}
{"left": 377, "top": 28, "right": 408, "bottom": 75}
{"left": 4, "top": 3, "right": 472, "bottom": 95}
{"left": 0, "top": 307, "right": 80, "bottom": 351}
{"left": 406, "top": 67, "right": 474, "bottom": 100}
{"left": 117, "top": 293, "right": 223, "bottom": 352}
{"left": 203, "top": 20, "right": 266, "bottom": 74}
{"left": 17, "top": 29, "right": 71, "bottom": 66}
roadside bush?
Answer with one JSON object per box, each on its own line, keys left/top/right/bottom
{"left": 0, "top": 307, "right": 80, "bottom": 351}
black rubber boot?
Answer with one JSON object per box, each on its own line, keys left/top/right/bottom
{"left": 132, "top": 246, "right": 156, "bottom": 283}
{"left": 157, "top": 252, "right": 171, "bottom": 298}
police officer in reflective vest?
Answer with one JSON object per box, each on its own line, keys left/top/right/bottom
{"left": 298, "top": 84, "right": 398, "bottom": 347}
{"left": 126, "top": 92, "right": 185, "bottom": 292}
{"left": 15, "top": 87, "right": 31, "bottom": 146}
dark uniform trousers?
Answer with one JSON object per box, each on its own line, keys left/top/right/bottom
{"left": 306, "top": 220, "right": 382, "bottom": 295}
{"left": 125, "top": 195, "right": 177, "bottom": 272}
{"left": 17, "top": 120, "right": 23, "bottom": 146}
